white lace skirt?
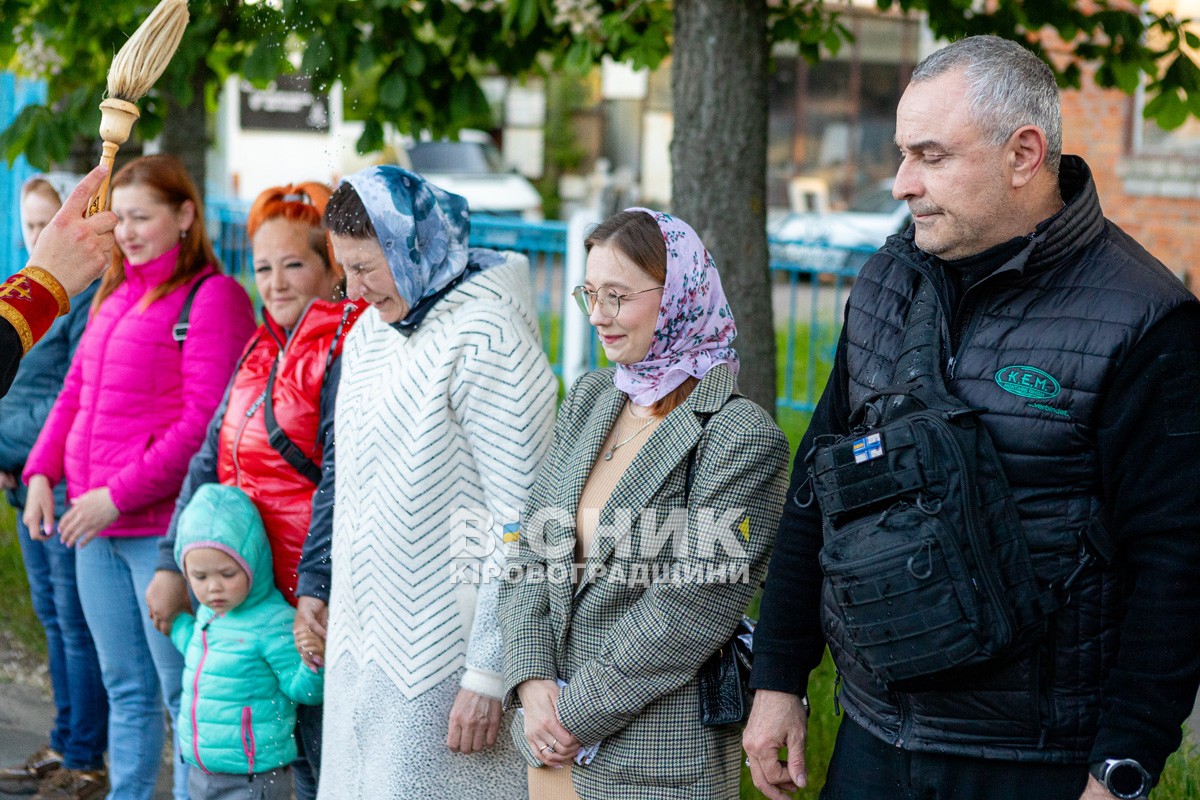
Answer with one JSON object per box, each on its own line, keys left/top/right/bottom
{"left": 317, "top": 656, "right": 527, "bottom": 800}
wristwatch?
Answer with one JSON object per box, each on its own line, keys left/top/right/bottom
{"left": 1088, "top": 758, "right": 1152, "bottom": 800}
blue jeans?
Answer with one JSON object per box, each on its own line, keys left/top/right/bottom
{"left": 16, "top": 516, "right": 107, "bottom": 770}
{"left": 75, "top": 535, "right": 189, "bottom": 800}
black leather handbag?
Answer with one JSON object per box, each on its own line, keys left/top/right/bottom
{"left": 698, "top": 616, "right": 755, "bottom": 726}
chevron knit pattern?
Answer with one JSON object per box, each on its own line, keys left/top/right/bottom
{"left": 327, "top": 252, "right": 556, "bottom": 698}
{"left": 318, "top": 254, "right": 553, "bottom": 799}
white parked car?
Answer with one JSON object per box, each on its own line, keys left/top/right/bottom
{"left": 403, "top": 131, "right": 543, "bottom": 221}
{"left": 769, "top": 182, "right": 911, "bottom": 272}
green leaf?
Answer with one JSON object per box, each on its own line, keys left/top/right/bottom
{"left": 243, "top": 32, "right": 285, "bottom": 83}
{"left": 1164, "top": 52, "right": 1200, "bottom": 93}
{"left": 448, "top": 76, "right": 492, "bottom": 128}
{"left": 357, "top": 41, "right": 377, "bottom": 75}
{"left": 1144, "top": 89, "right": 1190, "bottom": 130}
{"left": 517, "top": 0, "right": 539, "bottom": 36}
{"left": 404, "top": 45, "right": 425, "bottom": 77}
{"left": 379, "top": 67, "right": 408, "bottom": 110}
{"left": 357, "top": 118, "right": 384, "bottom": 153}
{"left": 300, "top": 32, "right": 332, "bottom": 73}
{"left": 1107, "top": 58, "right": 1142, "bottom": 95}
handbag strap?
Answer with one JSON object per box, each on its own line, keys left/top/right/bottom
{"left": 850, "top": 274, "right": 967, "bottom": 429}
{"left": 263, "top": 359, "right": 323, "bottom": 485}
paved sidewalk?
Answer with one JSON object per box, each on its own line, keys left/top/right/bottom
{"left": 0, "top": 680, "right": 173, "bottom": 799}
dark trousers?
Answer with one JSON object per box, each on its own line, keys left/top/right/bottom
{"left": 291, "top": 702, "right": 323, "bottom": 800}
{"left": 820, "top": 718, "right": 1090, "bottom": 800}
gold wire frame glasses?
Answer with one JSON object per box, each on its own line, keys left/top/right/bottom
{"left": 571, "top": 285, "right": 663, "bottom": 318}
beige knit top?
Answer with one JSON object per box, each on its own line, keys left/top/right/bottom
{"left": 573, "top": 401, "right": 663, "bottom": 569}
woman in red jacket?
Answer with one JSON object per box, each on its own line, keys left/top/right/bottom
{"left": 146, "top": 182, "right": 360, "bottom": 800}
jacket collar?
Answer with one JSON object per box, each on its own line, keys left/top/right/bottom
{"left": 886, "top": 154, "right": 1105, "bottom": 285}
{"left": 124, "top": 244, "right": 181, "bottom": 288}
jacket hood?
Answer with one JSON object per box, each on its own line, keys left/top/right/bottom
{"left": 175, "top": 483, "right": 275, "bottom": 608}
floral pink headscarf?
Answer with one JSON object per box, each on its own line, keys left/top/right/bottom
{"left": 614, "top": 208, "right": 739, "bottom": 406}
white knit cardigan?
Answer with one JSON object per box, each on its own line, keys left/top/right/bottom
{"left": 327, "top": 252, "right": 557, "bottom": 699}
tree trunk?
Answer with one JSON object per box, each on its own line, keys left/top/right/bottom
{"left": 671, "top": 0, "right": 775, "bottom": 415}
{"left": 161, "top": 61, "right": 210, "bottom": 201}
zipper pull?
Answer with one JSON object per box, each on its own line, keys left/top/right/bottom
{"left": 246, "top": 391, "right": 267, "bottom": 417}
{"left": 946, "top": 356, "right": 957, "bottom": 380}
{"left": 833, "top": 666, "right": 843, "bottom": 716}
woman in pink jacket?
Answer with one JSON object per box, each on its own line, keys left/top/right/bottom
{"left": 24, "top": 154, "right": 256, "bottom": 800}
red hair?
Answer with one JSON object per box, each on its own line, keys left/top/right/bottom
{"left": 247, "top": 182, "right": 339, "bottom": 283}
{"left": 94, "top": 154, "right": 219, "bottom": 311}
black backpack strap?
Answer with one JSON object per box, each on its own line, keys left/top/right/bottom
{"left": 173, "top": 274, "right": 215, "bottom": 348}
{"left": 262, "top": 304, "right": 355, "bottom": 486}
{"left": 264, "top": 359, "right": 323, "bottom": 485}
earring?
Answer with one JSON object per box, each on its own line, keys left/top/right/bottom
{"left": 179, "top": 229, "right": 188, "bottom": 239}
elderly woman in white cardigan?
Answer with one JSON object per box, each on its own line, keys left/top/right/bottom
{"left": 316, "top": 166, "right": 556, "bottom": 799}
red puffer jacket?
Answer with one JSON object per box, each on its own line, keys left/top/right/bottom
{"left": 217, "top": 298, "right": 362, "bottom": 604}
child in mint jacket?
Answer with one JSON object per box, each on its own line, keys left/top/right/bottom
{"left": 170, "top": 483, "right": 323, "bottom": 800}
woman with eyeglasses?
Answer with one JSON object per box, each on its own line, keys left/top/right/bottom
{"left": 498, "top": 208, "right": 790, "bottom": 800}
{"left": 144, "top": 182, "right": 361, "bottom": 800}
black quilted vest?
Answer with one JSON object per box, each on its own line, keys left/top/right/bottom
{"left": 829, "top": 156, "right": 1195, "bottom": 760}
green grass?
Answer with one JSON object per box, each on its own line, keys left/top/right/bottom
{"left": 0, "top": 501, "right": 45, "bottom": 657}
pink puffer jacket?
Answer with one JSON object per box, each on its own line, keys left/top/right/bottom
{"left": 25, "top": 246, "right": 256, "bottom": 538}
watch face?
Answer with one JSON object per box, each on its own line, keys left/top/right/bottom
{"left": 1107, "top": 761, "right": 1148, "bottom": 799}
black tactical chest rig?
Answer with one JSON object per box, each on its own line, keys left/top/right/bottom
{"left": 809, "top": 276, "right": 1107, "bottom": 688}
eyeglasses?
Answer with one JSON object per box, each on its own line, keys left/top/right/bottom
{"left": 571, "top": 285, "right": 663, "bottom": 319}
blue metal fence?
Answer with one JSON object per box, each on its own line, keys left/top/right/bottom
{"left": 205, "top": 196, "right": 869, "bottom": 414}
{"left": 769, "top": 240, "right": 874, "bottom": 413}
{"left": 1, "top": 73, "right": 47, "bottom": 279}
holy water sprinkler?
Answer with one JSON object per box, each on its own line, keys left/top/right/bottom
{"left": 86, "top": 0, "right": 190, "bottom": 216}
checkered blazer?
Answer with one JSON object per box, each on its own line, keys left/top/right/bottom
{"left": 499, "top": 365, "right": 790, "bottom": 799}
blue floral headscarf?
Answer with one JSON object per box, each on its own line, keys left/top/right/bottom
{"left": 342, "top": 165, "right": 473, "bottom": 308}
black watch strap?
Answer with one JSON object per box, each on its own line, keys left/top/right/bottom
{"left": 1089, "top": 759, "right": 1151, "bottom": 800}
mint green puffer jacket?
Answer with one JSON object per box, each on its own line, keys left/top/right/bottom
{"left": 171, "top": 483, "right": 323, "bottom": 775}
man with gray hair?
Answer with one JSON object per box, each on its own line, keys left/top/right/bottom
{"left": 745, "top": 35, "right": 1200, "bottom": 800}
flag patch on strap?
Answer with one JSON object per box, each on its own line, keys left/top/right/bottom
{"left": 852, "top": 433, "right": 884, "bottom": 464}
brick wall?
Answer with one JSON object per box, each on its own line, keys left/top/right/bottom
{"left": 1061, "top": 77, "right": 1200, "bottom": 290}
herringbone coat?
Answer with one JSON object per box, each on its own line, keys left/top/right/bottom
{"left": 499, "top": 365, "right": 790, "bottom": 799}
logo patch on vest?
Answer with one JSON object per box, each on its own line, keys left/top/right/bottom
{"left": 994, "top": 365, "right": 1061, "bottom": 400}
